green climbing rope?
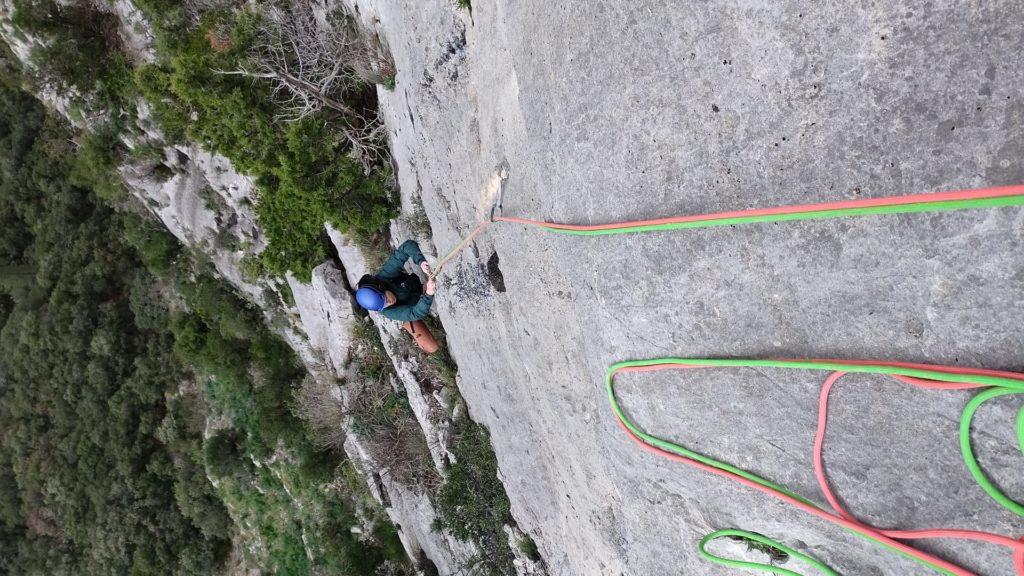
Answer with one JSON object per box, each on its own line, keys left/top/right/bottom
{"left": 699, "top": 529, "right": 840, "bottom": 575}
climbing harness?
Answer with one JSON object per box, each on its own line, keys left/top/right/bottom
{"left": 429, "top": 177, "right": 1024, "bottom": 574}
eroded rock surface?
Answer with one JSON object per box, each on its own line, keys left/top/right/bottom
{"left": 353, "top": 1, "right": 1024, "bottom": 574}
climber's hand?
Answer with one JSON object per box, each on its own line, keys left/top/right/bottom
{"left": 420, "top": 261, "right": 432, "bottom": 276}
{"left": 425, "top": 278, "right": 436, "bottom": 296}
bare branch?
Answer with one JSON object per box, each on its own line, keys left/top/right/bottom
{"left": 228, "top": 3, "right": 395, "bottom": 170}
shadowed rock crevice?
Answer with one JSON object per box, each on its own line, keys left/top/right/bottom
{"left": 487, "top": 250, "right": 506, "bottom": 292}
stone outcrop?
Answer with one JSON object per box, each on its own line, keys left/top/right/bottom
{"left": 0, "top": 0, "right": 553, "bottom": 572}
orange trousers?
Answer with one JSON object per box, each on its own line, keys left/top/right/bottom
{"left": 402, "top": 320, "right": 439, "bottom": 353}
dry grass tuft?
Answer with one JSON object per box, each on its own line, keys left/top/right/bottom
{"left": 293, "top": 376, "right": 347, "bottom": 451}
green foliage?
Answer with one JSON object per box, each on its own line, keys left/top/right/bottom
{"left": 172, "top": 312, "right": 251, "bottom": 397}
{"left": 454, "top": 0, "right": 472, "bottom": 10}
{"left": 372, "top": 521, "right": 407, "bottom": 566}
{"left": 0, "top": 266, "right": 34, "bottom": 299}
{"left": 0, "top": 76, "right": 226, "bottom": 576}
{"left": 435, "top": 419, "right": 516, "bottom": 575}
{"left": 11, "top": 0, "right": 137, "bottom": 115}
{"left": 179, "top": 274, "right": 259, "bottom": 341}
{"left": 296, "top": 445, "right": 343, "bottom": 485}
{"left": 122, "top": 212, "right": 182, "bottom": 274}
{"left": 131, "top": 8, "right": 397, "bottom": 280}
{"left": 204, "top": 429, "right": 247, "bottom": 478}
{"left": 132, "top": 63, "right": 191, "bottom": 141}
{"left": 271, "top": 529, "right": 311, "bottom": 575}
{"left": 214, "top": 451, "right": 405, "bottom": 576}
{"left": 421, "top": 316, "right": 458, "bottom": 386}
{"left": 353, "top": 318, "right": 393, "bottom": 382}
{"left": 68, "top": 128, "right": 130, "bottom": 201}
{"left": 169, "top": 263, "right": 406, "bottom": 574}
{"left": 519, "top": 534, "right": 540, "bottom": 561}
{"left": 241, "top": 253, "right": 264, "bottom": 282}
{"left": 278, "top": 280, "right": 296, "bottom": 308}
{"left": 174, "top": 454, "right": 235, "bottom": 539}
{"left": 2, "top": 10, "right": 411, "bottom": 575}
{"left": 0, "top": 293, "right": 13, "bottom": 331}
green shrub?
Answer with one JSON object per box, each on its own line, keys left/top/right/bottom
{"left": 270, "top": 529, "right": 311, "bottom": 576}
{"left": 434, "top": 420, "right": 516, "bottom": 574}
{"left": 372, "top": 521, "right": 409, "bottom": 565}
{"left": 0, "top": 293, "right": 14, "bottom": 327}
{"left": 173, "top": 456, "right": 234, "bottom": 538}
{"left": 180, "top": 274, "right": 259, "bottom": 340}
{"left": 12, "top": 0, "right": 137, "bottom": 114}
{"left": 69, "top": 127, "right": 129, "bottom": 201}
{"left": 0, "top": 75, "right": 226, "bottom": 575}
{"left": 278, "top": 280, "right": 296, "bottom": 308}
{"left": 318, "top": 499, "right": 392, "bottom": 574}
{"left": 133, "top": 64, "right": 191, "bottom": 142}
{"left": 122, "top": 213, "right": 182, "bottom": 274}
{"left": 132, "top": 12, "right": 397, "bottom": 281}
{"left": 0, "top": 56, "right": 405, "bottom": 576}
{"left": 251, "top": 330, "right": 302, "bottom": 375}
{"left": 296, "top": 445, "right": 343, "bottom": 485}
{"left": 127, "top": 271, "right": 172, "bottom": 331}
{"left": 519, "top": 534, "right": 540, "bottom": 561}
{"left": 241, "top": 253, "right": 264, "bottom": 282}
{"left": 204, "top": 429, "right": 247, "bottom": 478}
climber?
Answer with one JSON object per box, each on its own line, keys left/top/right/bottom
{"left": 355, "top": 239, "right": 439, "bottom": 353}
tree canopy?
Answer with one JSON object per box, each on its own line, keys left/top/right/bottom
{"left": 0, "top": 64, "right": 228, "bottom": 576}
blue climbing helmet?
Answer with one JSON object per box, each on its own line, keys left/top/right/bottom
{"left": 356, "top": 275, "right": 388, "bottom": 311}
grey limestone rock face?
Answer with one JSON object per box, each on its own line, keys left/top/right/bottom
{"left": 344, "top": 428, "right": 479, "bottom": 575}
{"left": 356, "top": 0, "right": 1024, "bottom": 574}
{"left": 7, "top": 0, "right": 1023, "bottom": 572}
{"left": 104, "top": 0, "right": 157, "bottom": 63}
{"left": 288, "top": 263, "right": 359, "bottom": 376}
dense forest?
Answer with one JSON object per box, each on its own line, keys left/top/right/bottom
{"left": 0, "top": 0, "right": 525, "bottom": 573}
{"left": 0, "top": 63, "right": 226, "bottom": 574}
{"left": 0, "top": 53, "right": 403, "bottom": 575}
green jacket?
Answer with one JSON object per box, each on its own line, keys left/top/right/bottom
{"left": 376, "top": 240, "right": 433, "bottom": 322}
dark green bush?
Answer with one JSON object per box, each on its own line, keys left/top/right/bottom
{"left": 372, "top": 521, "right": 409, "bottom": 566}
{"left": 122, "top": 212, "right": 182, "bottom": 274}
{"left": 270, "top": 529, "right": 311, "bottom": 576}
{"left": 69, "top": 127, "right": 130, "bottom": 201}
{"left": 174, "top": 456, "right": 234, "bottom": 538}
{"left": 0, "top": 40, "right": 406, "bottom": 576}
{"left": 0, "top": 72, "right": 226, "bottom": 576}
{"left": 179, "top": 274, "right": 259, "bottom": 340}
{"left": 519, "top": 534, "right": 540, "bottom": 561}
{"left": 171, "top": 312, "right": 252, "bottom": 389}
{"left": 252, "top": 331, "right": 305, "bottom": 382}
{"left": 0, "top": 293, "right": 13, "bottom": 331}
{"left": 204, "top": 428, "right": 247, "bottom": 479}
{"left": 435, "top": 421, "right": 512, "bottom": 541}
{"left": 12, "top": 0, "right": 137, "bottom": 114}
{"left": 296, "top": 445, "right": 343, "bottom": 485}
{"left": 132, "top": 10, "right": 396, "bottom": 281}
{"left": 434, "top": 420, "right": 516, "bottom": 575}
{"left": 318, "top": 499, "right": 391, "bottom": 574}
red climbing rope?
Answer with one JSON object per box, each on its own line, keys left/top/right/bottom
{"left": 608, "top": 360, "right": 1024, "bottom": 575}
